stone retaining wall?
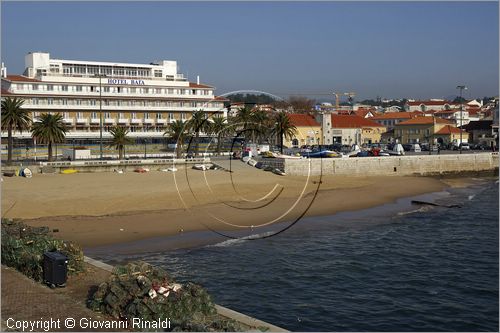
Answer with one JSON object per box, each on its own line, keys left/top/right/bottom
{"left": 282, "top": 153, "right": 499, "bottom": 176}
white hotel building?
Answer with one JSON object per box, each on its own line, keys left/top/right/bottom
{"left": 1, "top": 52, "right": 227, "bottom": 143}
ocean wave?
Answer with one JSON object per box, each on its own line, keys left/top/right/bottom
{"left": 207, "top": 231, "right": 276, "bottom": 247}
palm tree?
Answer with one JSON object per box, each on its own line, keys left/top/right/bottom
{"left": 209, "top": 115, "right": 230, "bottom": 156}
{"left": 274, "top": 112, "right": 297, "bottom": 154}
{"left": 250, "top": 109, "right": 271, "bottom": 143}
{"left": 164, "top": 119, "right": 190, "bottom": 158}
{"left": 109, "top": 126, "right": 133, "bottom": 160}
{"left": 234, "top": 106, "right": 255, "bottom": 141}
{"left": 1, "top": 97, "right": 31, "bottom": 165}
{"left": 31, "top": 113, "right": 67, "bottom": 162}
{"left": 188, "top": 110, "right": 209, "bottom": 156}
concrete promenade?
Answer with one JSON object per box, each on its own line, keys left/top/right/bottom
{"left": 280, "top": 152, "right": 498, "bottom": 176}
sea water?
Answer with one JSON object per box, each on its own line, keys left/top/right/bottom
{"left": 93, "top": 178, "right": 499, "bottom": 331}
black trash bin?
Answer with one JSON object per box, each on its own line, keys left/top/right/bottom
{"left": 43, "top": 251, "right": 68, "bottom": 288}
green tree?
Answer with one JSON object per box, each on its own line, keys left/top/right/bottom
{"left": 109, "top": 126, "right": 133, "bottom": 160}
{"left": 234, "top": 106, "right": 255, "bottom": 141}
{"left": 188, "top": 110, "right": 209, "bottom": 156}
{"left": 164, "top": 120, "right": 190, "bottom": 158}
{"left": 209, "top": 115, "right": 230, "bottom": 156}
{"left": 31, "top": 113, "right": 67, "bottom": 162}
{"left": 250, "top": 109, "right": 271, "bottom": 143}
{"left": 1, "top": 97, "right": 31, "bottom": 165}
{"left": 273, "top": 112, "right": 297, "bottom": 154}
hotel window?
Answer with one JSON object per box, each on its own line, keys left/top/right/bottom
{"left": 155, "top": 88, "right": 162, "bottom": 94}
{"left": 64, "top": 112, "right": 69, "bottom": 118}
{"left": 76, "top": 100, "right": 82, "bottom": 105}
{"left": 104, "top": 87, "right": 110, "bottom": 93}
{"left": 167, "top": 88, "right": 173, "bottom": 94}
{"left": 91, "top": 112, "right": 98, "bottom": 119}
{"left": 105, "top": 112, "right": 111, "bottom": 118}
{"left": 180, "top": 89, "right": 186, "bottom": 95}
{"left": 32, "top": 84, "right": 38, "bottom": 91}
{"left": 32, "top": 98, "right": 39, "bottom": 105}
{"left": 90, "top": 99, "right": 96, "bottom": 106}
{"left": 48, "top": 98, "right": 53, "bottom": 105}
{"left": 47, "top": 84, "right": 54, "bottom": 91}
{"left": 130, "top": 87, "right": 136, "bottom": 93}
{"left": 76, "top": 86, "right": 83, "bottom": 92}
{"left": 142, "top": 88, "right": 149, "bottom": 94}
{"left": 104, "top": 100, "right": 110, "bottom": 106}
{"left": 181, "top": 113, "right": 186, "bottom": 120}
{"left": 61, "top": 85, "right": 68, "bottom": 92}
{"left": 154, "top": 101, "right": 161, "bottom": 107}
{"left": 168, "top": 113, "right": 174, "bottom": 120}
{"left": 77, "top": 112, "right": 83, "bottom": 119}
{"left": 156, "top": 113, "right": 162, "bottom": 119}
{"left": 180, "top": 102, "right": 185, "bottom": 107}
{"left": 144, "top": 113, "right": 150, "bottom": 119}
{"left": 62, "top": 99, "right": 68, "bottom": 105}
{"left": 132, "top": 113, "right": 137, "bottom": 119}
{"left": 117, "top": 87, "right": 122, "bottom": 93}
{"left": 119, "top": 113, "right": 124, "bottom": 119}
{"left": 90, "top": 86, "right": 95, "bottom": 92}
{"left": 192, "top": 89, "right": 196, "bottom": 95}
{"left": 154, "top": 70, "right": 162, "bottom": 78}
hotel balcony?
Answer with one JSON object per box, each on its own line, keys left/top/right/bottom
{"left": 76, "top": 118, "right": 88, "bottom": 125}
{"left": 90, "top": 118, "right": 100, "bottom": 124}
{"left": 144, "top": 119, "right": 155, "bottom": 125}
{"left": 104, "top": 118, "right": 116, "bottom": 125}
{"left": 63, "top": 118, "right": 74, "bottom": 125}
{"left": 118, "top": 118, "right": 129, "bottom": 125}
{"left": 130, "top": 118, "right": 142, "bottom": 124}
{"left": 156, "top": 119, "right": 167, "bottom": 125}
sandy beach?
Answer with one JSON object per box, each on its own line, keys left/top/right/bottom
{"left": 2, "top": 160, "right": 447, "bottom": 247}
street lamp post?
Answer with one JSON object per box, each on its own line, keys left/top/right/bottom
{"left": 456, "top": 85, "right": 467, "bottom": 154}
{"left": 95, "top": 74, "right": 107, "bottom": 160}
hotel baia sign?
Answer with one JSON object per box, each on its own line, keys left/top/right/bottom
{"left": 107, "top": 78, "right": 145, "bottom": 85}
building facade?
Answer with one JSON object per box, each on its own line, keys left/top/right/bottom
{"left": 321, "top": 114, "right": 386, "bottom": 145}
{"left": 394, "top": 116, "right": 468, "bottom": 145}
{"left": 1, "top": 52, "right": 227, "bottom": 143}
{"left": 285, "top": 114, "right": 322, "bottom": 147}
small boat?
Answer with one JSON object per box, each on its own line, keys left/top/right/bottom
{"left": 247, "top": 159, "right": 257, "bottom": 167}
{"left": 305, "top": 150, "right": 341, "bottom": 158}
{"left": 242, "top": 156, "right": 251, "bottom": 163}
{"left": 263, "top": 166, "right": 274, "bottom": 172}
{"left": 61, "top": 169, "right": 78, "bottom": 174}
{"left": 193, "top": 164, "right": 209, "bottom": 171}
{"left": 21, "top": 168, "right": 33, "bottom": 178}
{"left": 272, "top": 168, "right": 286, "bottom": 176}
{"left": 114, "top": 169, "right": 124, "bottom": 174}
{"left": 161, "top": 167, "right": 177, "bottom": 172}
{"left": 3, "top": 171, "right": 15, "bottom": 177}
{"left": 134, "top": 167, "right": 149, "bottom": 173}
{"left": 255, "top": 162, "right": 264, "bottom": 169}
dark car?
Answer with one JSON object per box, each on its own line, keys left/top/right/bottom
{"left": 402, "top": 144, "right": 413, "bottom": 151}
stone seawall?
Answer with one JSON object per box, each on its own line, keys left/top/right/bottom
{"left": 282, "top": 153, "right": 499, "bottom": 176}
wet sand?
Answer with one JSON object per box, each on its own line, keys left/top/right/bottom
{"left": 2, "top": 160, "right": 446, "bottom": 247}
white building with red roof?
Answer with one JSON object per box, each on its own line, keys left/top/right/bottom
{"left": 1, "top": 52, "right": 227, "bottom": 142}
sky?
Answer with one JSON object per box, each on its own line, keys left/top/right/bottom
{"left": 1, "top": 1, "right": 499, "bottom": 101}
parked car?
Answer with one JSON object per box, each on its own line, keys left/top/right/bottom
{"left": 452, "top": 142, "right": 470, "bottom": 150}
{"left": 403, "top": 143, "right": 421, "bottom": 152}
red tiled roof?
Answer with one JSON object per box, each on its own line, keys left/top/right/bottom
{"left": 354, "top": 109, "right": 372, "bottom": 118}
{"left": 434, "top": 125, "right": 465, "bottom": 135}
{"left": 189, "top": 82, "right": 213, "bottom": 88}
{"left": 213, "top": 96, "right": 229, "bottom": 101}
{"left": 331, "top": 115, "right": 384, "bottom": 128}
{"left": 288, "top": 114, "right": 320, "bottom": 127}
{"left": 371, "top": 111, "right": 422, "bottom": 120}
{"left": 3, "top": 75, "right": 41, "bottom": 82}
{"left": 397, "top": 116, "right": 453, "bottom": 126}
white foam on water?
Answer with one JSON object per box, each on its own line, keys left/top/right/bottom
{"left": 207, "top": 231, "right": 275, "bottom": 248}
{"left": 468, "top": 194, "right": 475, "bottom": 201}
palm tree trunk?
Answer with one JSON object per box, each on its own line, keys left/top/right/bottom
{"left": 119, "top": 146, "right": 123, "bottom": 160}
{"left": 195, "top": 131, "right": 199, "bottom": 156}
{"left": 7, "top": 125, "right": 13, "bottom": 165}
{"left": 280, "top": 130, "right": 284, "bottom": 154}
{"left": 217, "top": 133, "right": 222, "bottom": 156}
{"left": 48, "top": 142, "right": 53, "bottom": 162}
{"left": 177, "top": 143, "right": 183, "bottom": 159}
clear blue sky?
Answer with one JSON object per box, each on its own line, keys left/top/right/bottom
{"left": 2, "top": 1, "right": 498, "bottom": 101}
